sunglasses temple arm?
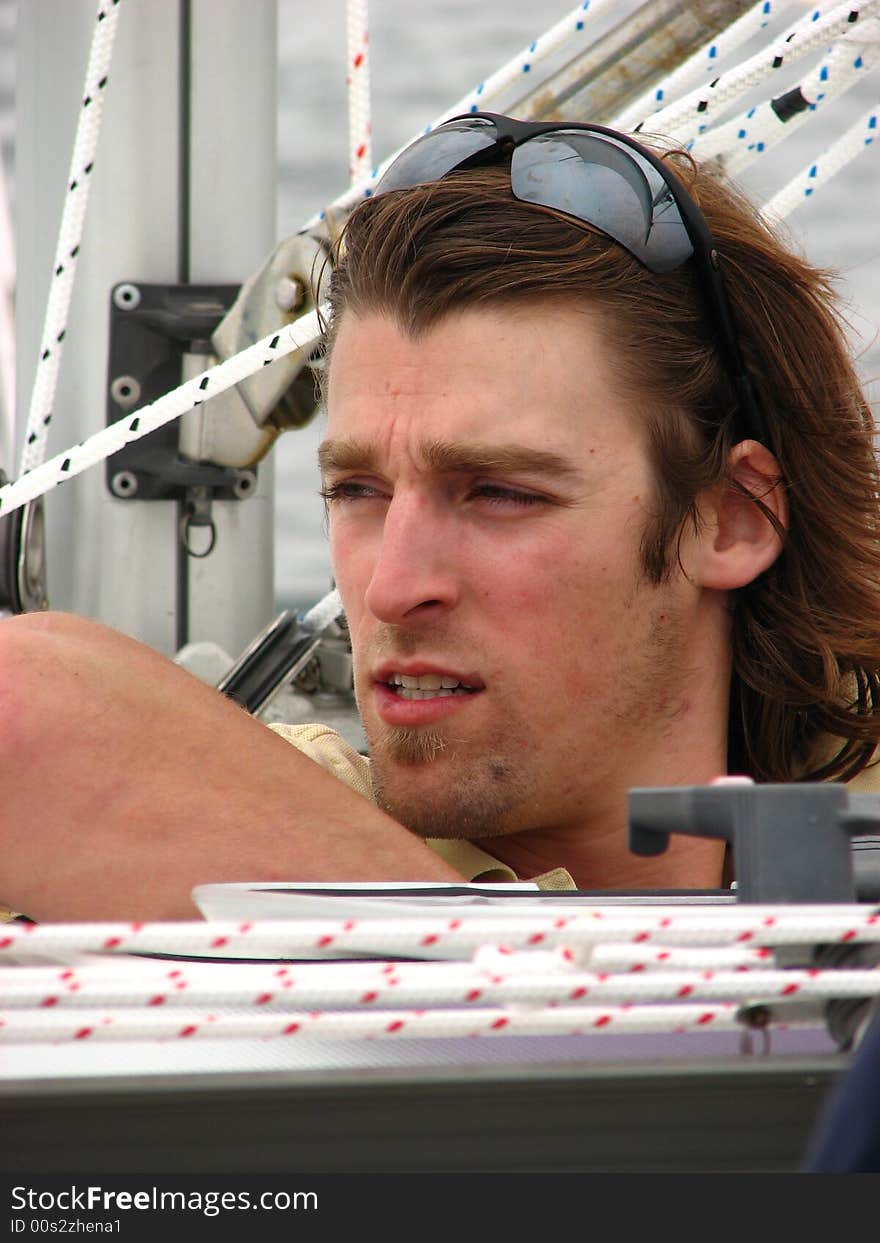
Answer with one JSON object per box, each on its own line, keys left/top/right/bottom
{"left": 732, "top": 371, "right": 769, "bottom": 446}
{"left": 705, "top": 261, "right": 769, "bottom": 446}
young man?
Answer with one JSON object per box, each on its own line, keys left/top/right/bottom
{"left": 2, "top": 113, "right": 879, "bottom": 921}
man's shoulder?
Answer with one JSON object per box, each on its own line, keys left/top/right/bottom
{"left": 427, "top": 838, "right": 577, "bottom": 889}
{"left": 843, "top": 754, "right": 880, "bottom": 795}
{"left": 268, "top": 721, "right": 372, "bottom": 800}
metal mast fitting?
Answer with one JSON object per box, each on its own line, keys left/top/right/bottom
{"left": 105, "top": 281, "right": 257, "bottom": 503}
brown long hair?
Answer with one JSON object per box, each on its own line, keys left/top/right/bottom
{"left": 322, "top": 152, "right": 880, "bottom": 783}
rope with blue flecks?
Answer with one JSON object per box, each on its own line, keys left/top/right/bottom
{"left": 614, "top": 0, "right": 780, "bottom": 132}
{"left": 644, "top": 0, "right": 880, "bottom": 138}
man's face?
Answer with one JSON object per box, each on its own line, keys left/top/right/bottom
{"left": 322, "top": 303, "right": 709, "bottom": 842}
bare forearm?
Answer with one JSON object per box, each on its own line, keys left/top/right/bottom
{"left": 0, "top": 612, "right": 462, "bottom": 920}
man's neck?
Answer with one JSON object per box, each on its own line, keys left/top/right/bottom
{"left": 482, "top": 821, "right": 727, "bottom": 890}
{"left": 475, "top": 710, "right": 731, "bottom": 891}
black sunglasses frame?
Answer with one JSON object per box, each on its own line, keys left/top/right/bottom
{"left": 377, "top": 111, "right": 767, "bottom": 445}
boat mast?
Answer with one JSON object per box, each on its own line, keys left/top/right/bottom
{"left": 16, "top": 0, "right": 278, "bottom": 657}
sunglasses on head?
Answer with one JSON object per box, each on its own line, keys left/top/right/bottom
{"left": 375, "top": 111, "right": 766, "bottom": 445}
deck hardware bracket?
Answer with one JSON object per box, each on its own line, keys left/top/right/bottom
{"left": 628, "top": 783, "right": 880, "bottom": 903}
{"left": 105, "top": 282, "right": 255, "bottom": 503}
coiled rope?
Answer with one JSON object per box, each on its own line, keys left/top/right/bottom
{"left": 1, "top": 906, "right": 879, "bottom": 1045}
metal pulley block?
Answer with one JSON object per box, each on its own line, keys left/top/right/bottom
{"left": 0, "top": 471, "right": 48, "bottom": 613}
{"left": 210, "top": 231, "right": 331, "bottom": 433}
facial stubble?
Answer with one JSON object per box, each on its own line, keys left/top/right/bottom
{"left": 366, "top": 721, "right": 528, "bottom": 841}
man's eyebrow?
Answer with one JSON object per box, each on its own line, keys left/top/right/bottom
{"left": 318, "top": 438, "right": 381, "bottom": 476}
{"left": 318, "top": 437, "right": 583, "bottom": 482}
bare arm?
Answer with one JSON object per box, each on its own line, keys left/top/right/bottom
{"left": 0, "top": 611, "right": 463, "bottom": 921}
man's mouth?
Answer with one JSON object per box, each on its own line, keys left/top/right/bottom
{"left": 383, "top": 673, "right": 480, "bottom": 701}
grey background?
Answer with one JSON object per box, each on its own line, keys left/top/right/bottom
{"left": 273, "top": 0, "right": 880, "bottom": 609}
{"left": 4, "top": 1, "right": 878, "bottom": 610}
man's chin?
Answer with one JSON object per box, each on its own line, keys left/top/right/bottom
{"left": 368, "top": 739, "right": 524, "bottom": 841}
{"left": 369, "top": 725, "right": 450, "bottom": 766}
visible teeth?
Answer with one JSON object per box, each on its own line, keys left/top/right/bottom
{"left": 389, "top": 673, "right": 466, "bottom": 690}
{"left": 395, "top": 687, "right": 460, "bottom": 700}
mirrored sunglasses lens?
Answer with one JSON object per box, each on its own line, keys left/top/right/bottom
{"left": 376, "top": 120, "right": 498, "bottom": 193}
{"left": 511, "top": 131, "right": 692, "bottom": 272}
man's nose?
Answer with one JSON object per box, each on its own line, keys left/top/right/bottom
{"left": 364, "top": 493, "right": 461, "bottom": 624}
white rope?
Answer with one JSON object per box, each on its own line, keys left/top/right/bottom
{"left": 762, "top": 100, "right": 879, "bottom": 220}
{"left": 9, "top": 907, "right": 880, "bottom": 1044}
{"left": 0, "top": 1001, "right": 763, "bottom": 1044}
{"left": 346, "top": 0, "right": 372, "bottom": 185}
{"left": 302, "top": 0, "right": 880, "bottom": 239}
{"left": 301, "top": 586, "right": 342, "bottom": 631}
{"left": 0, "top": 310, "right": 322, "bottom": 520}
{"left": 2, "top": 961, "right": 875, "bottom": 1011}
{"left": 435, "top": 0, "right": 616, "bottom": 123}
{"left": 2, "top": 908, "right": 879, "bottom": 962}
{"left": 689, "top": 20, "right": 880, "bottom": 169}
{"left": 612, "top": 0, "right": 784, "bottom": 132}
{"left": 645, "top": 0, "right": 880, "bottom": 141}
{"left": 18, "top": 0, "right": 122, "bottom": 478}
{"left": 0, "top": 952, "right": 768, "bottom": 1005}
{"left": 303, "top": 0, "right": 612, "bottom": 231}
{"left": 589, "top": 943, "right": 778, "bottom": 970}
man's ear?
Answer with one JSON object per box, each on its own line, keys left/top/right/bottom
{"left": 692, "top": 439, "right": 788, "bottom": 590}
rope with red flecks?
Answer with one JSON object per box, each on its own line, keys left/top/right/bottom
{"left": 346, "top": 0, "right": 372, "bottom": 185}
{"left": 2, "top": 907, "right": 880, "bottom": 1044}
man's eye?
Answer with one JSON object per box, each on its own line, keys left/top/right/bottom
{"left": 319, "top": 480, "right": 384, "bottom": 503}
{"left": 470, "top": 483, "right": 546, "bottom": 507}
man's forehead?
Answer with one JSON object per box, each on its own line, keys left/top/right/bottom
{"left": 322, "top": 305, "right": 641, "bottom": 478}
